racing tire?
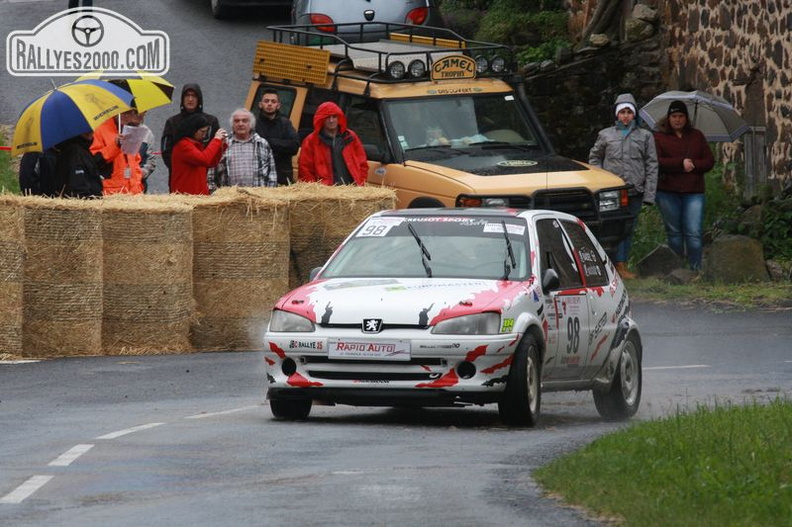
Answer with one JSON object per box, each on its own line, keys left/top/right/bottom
{"left": 593, "top": 333, "right": 642, "bottom": 421}
{"left": 498, "top": 334, "right": 541, "bottom": 427}
{"left": 270, "top": 399, "right": 312, "bottom": 420}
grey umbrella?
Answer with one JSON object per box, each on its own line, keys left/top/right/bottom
{"left": 639, "top": 90, "right": 750, "bottom": 142}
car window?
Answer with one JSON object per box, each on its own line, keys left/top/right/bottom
{"left": 298, "top": 88, "right": 342, "bottom": 141}
{"left": 345, "top": 96, "right": 387, "bottom": 153}
{"left": 560, "top": 220, "right": 609, "bottom": 287}
{"left": 384, "top": 94, "right": 539, "bottom": 157}
{"left": 536, "top": 218, "right": 583, "bottom": 290}
{"left": 251, "top": 85, "right": 297, "bottom": 119}
{"left": 321, "top": 216, "right": 530, "bottom": 280}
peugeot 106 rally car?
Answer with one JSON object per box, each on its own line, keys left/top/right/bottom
{"left": 263, "top": 208, "right": 642, "bottom": 426}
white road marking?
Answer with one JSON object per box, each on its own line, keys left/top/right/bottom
{"left": 48, "top": 444, "right": 94, "bottom": 467}
{"left": 184, "top": 405, "right": 260, "bottom": 420}
{"left": 644, "top": 364, "right": 710, "bottom": 371}
{"left": 0, "top": 360, "right": 41, "bottom": 365}
{"left": 0, "top": 475, "right": 53, "bottom": 504}
{"left": 96, "top": 422, "right": 165, "bottom": 440}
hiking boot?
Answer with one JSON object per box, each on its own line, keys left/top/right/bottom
{"left": 615, "top": 262, "right": 637, "bottom": 279}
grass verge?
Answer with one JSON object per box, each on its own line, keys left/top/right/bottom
{"left": 627, "top": 277, "right": 792, "bottom": 310}
{"left": 534, "top": 399, "right": 792, "bottom": 526}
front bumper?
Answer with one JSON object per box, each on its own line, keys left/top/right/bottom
{"left": 264, "top": 331, "right": 520, "bottom": 407}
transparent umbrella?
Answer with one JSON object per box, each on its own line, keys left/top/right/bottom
{"left": 639, "top": 90, "right": 749, "bottom": 142}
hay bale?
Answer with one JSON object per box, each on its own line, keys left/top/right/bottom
{"left": 224, "top": 184, "right": 396, "bottom": 288}
{"left": 101, "top": 199, "right": 193, "bottom": 354}
{"left": 20, "top": 197, "right": 103, "bottom": 357}
{"left": 0, "top": 197, "right": 25, "bottom": 356}
{"left": 188, "top": 191, "right": 290, "bottom": 351}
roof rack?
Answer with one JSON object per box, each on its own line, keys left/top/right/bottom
{"left": 260, "top": 23, "right": 515, "bottom": 85}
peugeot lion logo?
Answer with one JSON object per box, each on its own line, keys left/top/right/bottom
{"left": 72, "top": 15, "right": 105, "bottom": 47}
{"left": 362, "top": 319, "right": 383, "bottom": 334}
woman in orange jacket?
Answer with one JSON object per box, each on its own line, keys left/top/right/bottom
{"left": 170, "top": 114, "right": 227, "bottom": 195}
{"left": 90, "top": 110, "right": 144, "bottom": 195}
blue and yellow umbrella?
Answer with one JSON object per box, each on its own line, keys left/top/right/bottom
{"left": 11, "top": 79, "right": 134, "bottom": 156}
{"left": 78, "top": 71, "right": 175, "bottom": 113}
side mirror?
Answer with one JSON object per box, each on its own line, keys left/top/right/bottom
{"left": 542, "top": 268, "right": 560, "bottom": 292}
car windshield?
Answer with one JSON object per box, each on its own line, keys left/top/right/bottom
{"left": 384, "top": 94, "right": 540, "bottom": 159}
{"left": 320, "top": 215, "right": 531, "bottom": 280}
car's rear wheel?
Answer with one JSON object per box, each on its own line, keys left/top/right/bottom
{"left": 593, "top": 333, "right": 642, "bottom": 421}
{"left": 498, "top": 334, "right": 541, "bottom": 427}
{"left": 270, "top": 399, "right": 312, "bottom": 420}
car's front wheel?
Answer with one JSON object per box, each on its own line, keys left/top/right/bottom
{"left": 498, "top": 334, "right": 541, "bottom": 427}
{"left": 593, "top": 333, "right": 642, "bottom": 421}
{"left": 270, "top": 398, "right": 312, "bottom": 420}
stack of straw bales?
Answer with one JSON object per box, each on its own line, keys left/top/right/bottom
{"left": 101, "top": 199, "right": 193, "bottom": 354}
{"left": 0, "top": 182, "right": 395, "bottom": 358}
{"left": 0, "top": 197, "right": 24, "bottom": 357}
{"left": 226, "top": 183, "right": 396, "bottom": 288}
{"left": 186, "top": 192, "right": 289, "bottom": 351}
{"left": 20, "top": 197, "right": 103, "bottom": 356}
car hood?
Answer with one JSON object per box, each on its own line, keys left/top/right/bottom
{"left": 275, "top": 278, "right": 529, "bottom": 327}
{"left": 406, "top": 153, "right": 587, "bottom": 177}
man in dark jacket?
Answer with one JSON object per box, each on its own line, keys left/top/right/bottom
{"left": 54, "top": 132, "right": 103, "bottom": 198}
{"left": 160, "top": 83, "right": 220, "bottom": 192}
{"left": 255, "top": 89, "right": 300, "bottom": 185}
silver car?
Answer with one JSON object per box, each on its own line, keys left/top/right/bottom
{"left": 292, "top": 0, "right": 443, "bottom": 40}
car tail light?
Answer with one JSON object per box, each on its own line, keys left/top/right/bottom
{"left": 309, "top": 13, "right": 335, "bottom": 33}
{"left": 405, "top": 7, "right": 428, "bottom": 25}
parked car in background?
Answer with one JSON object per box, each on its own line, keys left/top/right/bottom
{"left": 291, "top": 0, "right": 443, "bottom": 40}
{"left": 210, "top": 0, "right": 292, "bottom": 19}
{"left": 263, "top": 208, "right": 643, "bottom": 426}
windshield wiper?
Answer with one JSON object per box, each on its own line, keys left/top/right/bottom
{"left": 501, "top": 220, "right": 516, "bottom": 280}
{"left": 407, "top": 222, "right": 432, "bottom": 278}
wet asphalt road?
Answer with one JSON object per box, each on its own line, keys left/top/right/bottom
{"left": 1, "top": 301, "right": 790, "bottom": 526}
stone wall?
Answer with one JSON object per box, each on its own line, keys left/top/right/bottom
{"left": 524, "top": 0, "right": 791, "bottom": 195}
{"left": 659, "top": 0, "right": 792, "bottom": 193}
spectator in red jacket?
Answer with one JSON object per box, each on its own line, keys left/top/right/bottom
{"left": 298, "top": 102, "right": 368, "bottom": 186}
{"left": 653, "top": 100, "right": 715, "bottom": 271}
{"left": 170, "top": 114, "right": 227, "bottom": 195}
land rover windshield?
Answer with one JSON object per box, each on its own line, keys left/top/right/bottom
{"left": 385, "top": 93, "right": 542, "bottom": 161}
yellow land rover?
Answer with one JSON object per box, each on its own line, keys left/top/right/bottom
{"left": 245, "top": 23, "right": 632, "bottom": 251}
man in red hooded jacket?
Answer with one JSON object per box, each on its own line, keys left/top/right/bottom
{"left": 298, "top": 102, "right": 368, "bottom": 185}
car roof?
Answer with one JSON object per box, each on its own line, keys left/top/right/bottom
{"left": 371, "top": 208, "right": 576, "bottom": 222}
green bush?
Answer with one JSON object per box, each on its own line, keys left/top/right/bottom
{"left": 0, "top": 130, "right": 20, "bottom": 194}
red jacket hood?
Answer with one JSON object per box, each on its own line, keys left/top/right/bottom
{"left": 312, "top": 102, "right": 348, "bottom": 134}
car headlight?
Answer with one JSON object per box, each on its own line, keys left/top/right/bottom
{"left": 432, "top": 313, "right": 501, "bottom": 335}
{"left": 268, "top": 310, "right": 315, "bottom": 332}
{"left": 598, "top": 190, "right": 622, "bottom": 212}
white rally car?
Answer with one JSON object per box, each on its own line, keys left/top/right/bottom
{"left": 263, "top": 208, "right": 642, "bottom": 426}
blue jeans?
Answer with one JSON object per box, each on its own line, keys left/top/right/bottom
{"left": 655, "top": 191, "right": 705, "bottom": 270}
{"left": 615, "top": 193, "right": 644, "bottom": 264}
